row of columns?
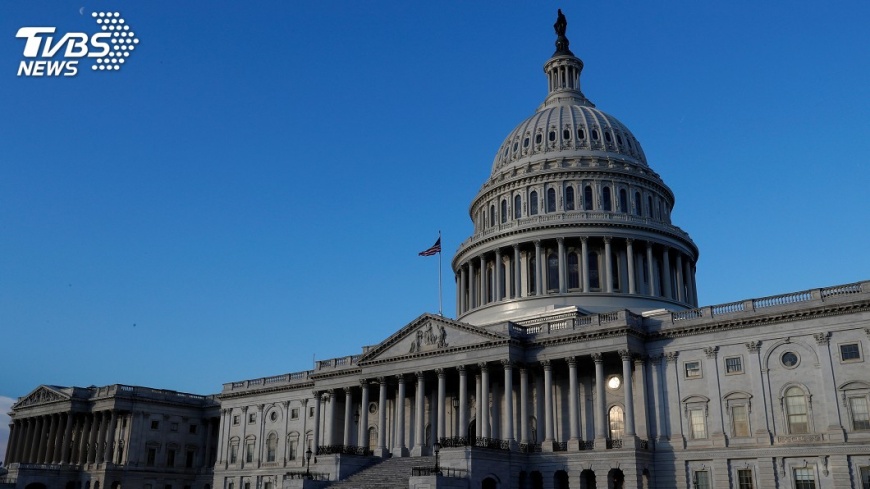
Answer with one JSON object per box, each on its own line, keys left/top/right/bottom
{"left": 455, "top": 237, "right": 698, "bottom": 315}
{"left": 305, "top": 351, "right": 640, "bottom": 455}
{"left": 5, "top": 410, "right": 118, "bottom": 466}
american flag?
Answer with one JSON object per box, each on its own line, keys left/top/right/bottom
{"left": 418, "top": 237, "right": 441, "bottom": 256}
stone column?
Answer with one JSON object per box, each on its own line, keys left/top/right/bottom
{"left": 478, "top": 255, "right": 486, "bottom": 305}
{"left": 604, "top": 237, "right": 613, "bottom": 293}
{"left": 662, "top": 247, "right": 673, "bottom": 299}
{"left": 626, "top": 239, "right": 636, "bottom": 294}
{"left": 675, "top": 253, "right": 685, "bottom": 302}
{"left": 104, "top": 410, "right": 117, "bottom": 463}
{"left": 502, "top": 361, "right": 515, "bottom": 447}
{"left": 703, "top": 347, "right": 725, "bottom": 445}
{"left": 635, "top": 356, "right": 650, "bottom": 441}
{"left": 38, "top": 415, "right": 52, "bottom": 463}
{"left": 494, "top": 248, "right": 503, "bottom": 301}
{"left": 593, "top": 353, "right": 607, "bottom": 441}
{"left": 664, "top": 352, "right": 684, "bottom": 448}
{"left": 580, "top": 237, "right": 590, "bottom": 292}
{"left": 312, "top": 392, "right": 322, "bottom": 454}
{"left": 458, "top": 366, "right": 468, "bottom": 439}
{"left": 480, "top": 363, "right": 490, "bottom": 438}
{"left": 5, "top": 422, "right": 17, "bottom": 465}
{"left": 620, "top": 350, "right": 636, "bottom": 438}
{"left": 567, "top": 357, "right": 579, "bottom": 447}
{"left": 512, "top": 244, "right": 522, "bottom": 298}
{"left": 77, "top": 414, "right": 92, "bottom": 465}
{"left": 343, "top": 387, "right": 353, "bottom": 447}
{"left": 358, "top": 380, "right": 370, "bottom": 449}
{"left": 95, "top": 411, "right": 108, "bottom": 463}
{"left": 45, "top": 414, "right": 59, "bottom": 464}
{"left": 375, "top": 379, "right": 387, "bottom": 457}
{"left": 460, "top": 266, "right": 467, "bottom": 313}
{"left": 646, "top": 242, "right": 657, "bottom": 297}
{"left": 60, "top": 413, "right": 73, "bottom": 463}
{"left": 534, "top": 240, "right": 542, "bottom": 295}
{"left": 542, "top": 360, "right": 555, "bottom": 451}
{"left": 393, "top": 375, "right": 407, "bottom": 456}
{"left": 814, "top": 333, "right": 845, "bottom": 440}
{"left": 412, "top": 373, "right": 425, "bottom": 456}
{"left": 745, "top": 342, "right": 771, "bottom": 444}
{"left": 520, "top": 366, "right": 529, "bottom": 445}
{"left": 216, "top": 409, "right": 227, "bottom": 465}
{"left": 469, "top": 261, "right": 477, "bottom": 309}
{"left": 557, "top": 237, "right": 567, "bottom": 293}
{"left": 436, "top": 369, "right": 446, "bottom": 441}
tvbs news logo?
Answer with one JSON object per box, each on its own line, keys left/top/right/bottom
{"left": 16, "top": 11, "right": 139, "bottom": 77}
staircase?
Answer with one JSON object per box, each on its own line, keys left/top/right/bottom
{"left": 326, "top": 456, "right": 435, "bottom": 489}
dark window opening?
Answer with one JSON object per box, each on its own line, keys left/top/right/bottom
{"left": 602, "top": 187, "right": 612, "bottom": 211}
{"left": 529, "top": 191, "right": 538, "bottom": 215}
{"left": 546, "top": 188, "right": 556, "bottom": 213}
{"left": 565, "top": 186, "right": 575, "bottom": 210}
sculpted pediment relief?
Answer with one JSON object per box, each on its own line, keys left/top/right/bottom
{"left": 15, "top": 385, "right": 70, "bottom": 409}
{"left": 359, "top": 314, "right": 508, "bottom": 364}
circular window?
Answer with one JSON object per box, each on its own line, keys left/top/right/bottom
{"left": 270, "top": 411, "right": 278, "bottom": 422}
{"left": 368, "top": 402, "right": 378, "bottom": 414}
{"left": 606, "top": 375, "right": 622, "bottom": 390}
{"left": 781, "top": 352, "right": 799, "bottom": 368}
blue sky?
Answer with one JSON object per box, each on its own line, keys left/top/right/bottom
{"left": 1, "top": 0, "right": 869, "bottom": 413}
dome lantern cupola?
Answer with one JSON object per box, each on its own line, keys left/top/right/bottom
{"left": 542, "top": 9, "right": 593, "bottom": 109}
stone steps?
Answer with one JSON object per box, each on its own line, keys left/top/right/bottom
{"left": 326, "top": 456, "right": 435, "bottom": 489}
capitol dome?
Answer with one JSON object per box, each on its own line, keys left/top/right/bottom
{"left": 452, "top": 13, "right": 699, "bottom": 325}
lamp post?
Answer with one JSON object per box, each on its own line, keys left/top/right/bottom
{"left": 433, "top": 441, "right": 441, "bottom": 474}
{"left": 305, "top": 447, "right": 313, "bottom": 478}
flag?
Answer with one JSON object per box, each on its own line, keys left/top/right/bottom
{"left": 418, "top": 237, "right": 441, "bottom": 256}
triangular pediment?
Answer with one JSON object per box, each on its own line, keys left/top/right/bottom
{"left": 14, "top": 385, "right": 71, "bottom": 409}
{"left": 359, "top": 314, "right": 509, "bottom": 365}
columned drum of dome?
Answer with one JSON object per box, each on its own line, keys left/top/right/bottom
{"left": 452, "top": 14, "right": 699, "bottom": 325}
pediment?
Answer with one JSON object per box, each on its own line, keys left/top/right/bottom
{"left": 359, "top": 314, "right": 509, "bottom": 365}
{"left": 14, "top": 385, "right": 71, "bottom": 409}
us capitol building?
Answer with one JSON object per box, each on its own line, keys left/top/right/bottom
{"left": 4, "top": 11, "right": 870, "bottom": 489}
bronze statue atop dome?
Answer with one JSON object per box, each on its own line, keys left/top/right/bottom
{"left": 553, "top": 9, "right": 574, "bottom": 56}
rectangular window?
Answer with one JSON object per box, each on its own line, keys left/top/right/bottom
{"left": 732, "top": 405, "right": 751, "bottom": 437}
{"left": 227, "top": 483, "right": 234, "bottom": 489}
{"left": 291, "top": 408, "right": 299, "bottom": 419}
{"left": 150, "top": 420, "right": 160, "bottom": 430}
{"left": 167, "top": 449, "right": 176, "bottom": 467}
{"left": 189, "top": 424, "right": 198, "bottom": 434}
{"left": 229, "top": 445, "right": 238, "bottom": 464}
{"left": 288, "top": 440, "right": 297, "bottom": 461}
{"left": 685, "top": 361, "right": 702, "bottom": 379}
{"left": 794, "top": 468, "right": 816, "bottom": 489}
{"left": 248, "top": 413, "right": 256, "bottom": 424}
{"left": 859, "top": 467, "right": 869, "bottom": 489}
{"left": 186, "top": 449, "right": 195, "bottom": 468}
{"left": 170, "top": 422, "right": 178, "bottom": 432}
{"left": 849, "top": 396, "right": 870, "bottom": 430}
{"left": 309, "top": 407, "right": 315, "bottom": 417}
{"left": 725, "top": 356, "right": 743, "bottom": 374}
{"left": 693, "top": 470, "right": 710, "bottom": 489}
{"left": 841, "top": 343, "right": 862, "bottom": 361}
{"left": 690, "top": 408, "right": 707, "bottom": 439}
{"left": 146, "top": 447, "right": 156, "bottom": 466}
{"left": 232, "top": 415, "right": 240, "bottom": 426}
{"left": 245, "top": 443, "right": 254, "bottom": 463}
{"left": 737, "top": 469, "right": 754, "bottom": 489}
{"left": 244, "top": 483, "right": 250, "bottom": 489}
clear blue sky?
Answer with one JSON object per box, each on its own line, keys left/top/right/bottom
{"left": 1, "top": 1, "right": 869, "bottom": 402}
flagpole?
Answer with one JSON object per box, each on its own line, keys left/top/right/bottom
{"left": 438, "top": 230, "right": 443, "bottom": 316}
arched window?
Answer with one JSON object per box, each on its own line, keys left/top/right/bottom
{"left": 489, "top": 205, "right": 495, "bottom": 227}
{"left": 609, "top": 406, "right": 625, "bottom": 439}
{"left": 528, "top": 256, "right": 536, "bottom": 294}
{"left": 588, "top": 252, "right": 600, "bottom": 290}
{"left": 500, "top": 199, "right": 507, "bottom": 224}
{"left": 647, "top": 195, "right": 653, "bottom": 218}
{"left": 514, "top": 195, "right": 522, "bottom": 219}
{"left": 634, "top": 191, "right": 642, "bottom": 216}
{"left": 619, "top": 189, "right": 628, "bottom": 213}
{"left": 266, "top": 433, "right": 277, "bottom": 462}
{"left": 785, "top": 386, "right": 809, "bottom": 434}
{"left": 368, "top": 427, "right": 378, "bottom": 449}
{"left": 568, "top": 253, "right": 579, "bottom": 289}
{"left": 565, "top": 186, "right": 575, "bottom": 210}
{"left": 584, "top": 185, "right": 593, "bottom": 210}
{"left": 546, "top": 188, "right": 556, "bottom": 213}
{"left": 547, "top": 253, "right": 559, "bottom": 291}
{"left": 529, "top": 191, "right": 538, "bottom": 215}
{"left": 602, "top": 187, "right": 612, "bottom": 211}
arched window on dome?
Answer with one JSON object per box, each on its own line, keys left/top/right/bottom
{"left": 588, "top": 252, "right": 600, "bottom": 290}
{"left": 619, "top": 189, "right": 628, "bottom": 213}
{"left": 602, "top": 187, "right": 612, "bottom": 212}
{"left": 578, "top": 128, "right": 586, "bottom": 140}
{"left": 501, "top": 199, "right": 507, "bottom": 224}
{"left": 548, "top": 130, "right": 556, "bottom": 142}
{"left": 584, "top": 185, "right": 593, "bottom": 210}
{"left": 605, "top": 131, "right": 613, "bottom": 143}
{"left": 563, "top": 128, "right": 571, "bottom": 140}
{"left": 565, "top": 186, "right": 575, "bottom": 211}
{"left": 547, "top": 253, "right": 559, "bottom": 291}
{"left": 528, "top": 256, "right": 537, "bottom": 295}
{"left": 592, "top": 129, "right": 599, "bottom": 141}
{"left": 634, "top": 191, "right": 642, "bottom": 216}
{"left": 546, "top": 188, "right": 556, "bottom": 213}
{"left": 647, "top": 195, "right": 653, "bottom": 218}
{"left": 514, "top": 195, "right": 522, "bottom": 219}
{"left": 490, "top": 205, "right": 495, "bottom": 228}
{"left": 568, "top": 252, "right": 579, "bottom": 290}
{"left": 529, "top": 191, "right": 539, "bottom": 215}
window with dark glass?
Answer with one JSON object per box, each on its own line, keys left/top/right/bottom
{"left": 523, "top": 137, "right": 529, "bottom": 148}
{"left": 647, "top": 196, "right": 653, "bottom": 217}
{"left": 849, "top": 396, "right": 870, "bottom": 430}
{"left": 528, "top": 256, "right": 536, "bottom": 294}
{"left": 266, "top": 433, "right": 277, "bottom": 462}
{"left": 693, "top": 471, "right": 710, "bottom": 489}
{"left": 588, "top": 252, "right": 600, "bottom": 289}
{"left": 584, "top": 185, "right": 593, "bottom": 210}
{"left": 529, "top": 191, "right": 538, "bottom": 215}
{"left": 490, "top": 205, "right": 495, "bottom": 227}
{"left": 501, "top": 199, "right": 507, "bottom": 224}
{"left": 634, "top": 191, "right": 642, "bottom": 215}
{"left": 546, "top": 188, "right": 556, "bottom": 213}
{"left": 568, "top": 253, "right": 579, "bottom": 289}
{"left": 167, "top": 449, "right": 176, "bottom": 467}
{"left": 617, "top": 134, "right": 623, "bottom": 145}
{"left": 619, "top": 189, "right": 628, "bottom": 213}
{"left": 592, "top": 129, "right": 599, "bottom": 140}
{"left": 186, "top": 450, "right": 195, "bottom": 468}
{"left": 602, "top": 187, "right": 612, "bottom": 211}
{"left": 548, "top": 130, "right": 556, "bottom": 142}
{"left": 841, "top": 343, "right": 861, "bottom": 361}
{"left": 725, "top": 356, "right": 743, "bottom": 374}
{"left": 605, "top": 131, "right": 612, "bottom": 143}
{"left": 793, "top": 468, "right": 816, "bottom": 489}
{"left": 147, "top": 448, "right": 156, "bottom": 466}
{"left": 737, "top": 469, "right": 754, "bottom": 489}
{"left": 535, "top": 133, "right": 542, "bottom": 144}
{"left": 547, "top": 253, "right": 559, "bottom": 291}
{"left": 514, "top": 195, "right": 522, "bottom": 219}
{"left": 578, "top": 128, "right": 585, "bottom": 140}
{"left": 565, "top": 186, "right": 575, "bottom": 210}
{"left": 563, "top": 128, "right": 571, "bottom": 140}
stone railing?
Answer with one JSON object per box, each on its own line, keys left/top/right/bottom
{"left": 639, "top": 439, "right": 650, "bottom": 450}
{"left": 473, "top": 437, "right": 511, "bottom": 451}
{"left": 775, "top": 434, "right": 824, "bottom": 444}
{"left": 99, "top": 385, "right": 213, "bottom": 404}
{"left": 411, "top": 467, "right": 468, "bottom": 478}
{"left": 519, "top": 443, "right": 542, "bottom": 453}
{"left": 316, "top": 445, "right": 372, "bottom": 456}
{"left": 671, "top": 281, "right": 867, "bottom": 324}
{"left": 316, "top": 355, "right": 361, "bottom": 371}
{"left": 553, "top": 441, "right": 568, "bottom": 452}
{"left": 439, "top": 436, "right": 470, "bottom": 448}
{"left": 606, "top": 438, "right": 622, "bottom": 449}
{"left": 284, "top": 471, "right": 330, "bottom": 481}
{"left": 580, "top": 440, "right": 595, "bottom": 450}
{"left": 510, "top": 310, "right": 640, "bottom": 338}
{"left": 225, "top": 370, "right": 313, "bottom": 392}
